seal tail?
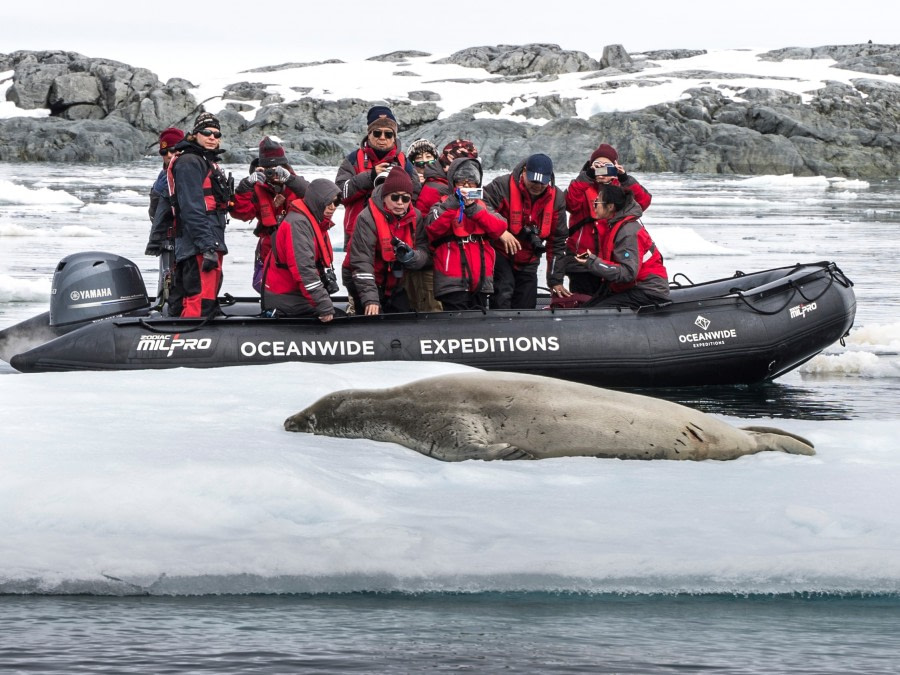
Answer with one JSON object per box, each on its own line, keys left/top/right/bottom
{"left": 741, "top": 426, "right": 815, "bottom": 455}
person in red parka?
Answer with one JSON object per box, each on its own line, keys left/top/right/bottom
{"left": 404, "top": 138, "right": 444, "bottom": 312}
{"left": 231, "top": 136, "right": 309, "bottom": 293}
{"left": 261, "top": 179, "right": 341, "bottom": 321}
{"left": 565, "top": 143, "right": 652, "bottom": 295}
{"left": 483, "top": 153, "right": 569, "bottom": 309}
{"left": 425, "top": 158, "right": 515, "bottom": 311}
{"left": 335, "top": 106, "right": 419, "bottom": 246}
{"left": 345, "top": 168, "right": 431, "bottom": 315}
{"left": 415, "top": 139, "right": 479, "bottom": 214}
{"left": 572, "top": 182, "right": 669, "bottom": 308}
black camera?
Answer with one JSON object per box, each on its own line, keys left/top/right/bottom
{"left": 264, "top": 167, "right": 278, "bottom": 179}
{"left": 520, "top": 225, "right": 546, "bottom": 254}
{"left": 320, "top": 267, "right": 340, "bottom": 295}
{"left": 391, "top": 236, "right": 415, "bottom": 264}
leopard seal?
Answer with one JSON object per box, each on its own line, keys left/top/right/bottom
{"left": 284, "top": 372, "right": 814, "bottom": 461}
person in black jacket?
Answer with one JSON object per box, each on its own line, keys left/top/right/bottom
{"left": 167, "top": 112, "right": 230, "bottom": 318}
{"left": 145, "top": 127, "right": 184, "bottom": 311}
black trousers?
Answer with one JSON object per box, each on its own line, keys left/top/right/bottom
{"left": 587, "top": 286, "right": 670, "bottom": 309}
{"left": 567, "top": 271, "right": 603, "bottom": 296}
{"left": 346, "top": 278, "right": 413, "bottom": 314}
{"left": 437, "top": 291, "right": 489, "bottom": 311}
{"left": 491, "top": 257, "right": 538, "bottom": 309}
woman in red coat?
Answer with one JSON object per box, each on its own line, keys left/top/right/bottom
{"left": 572, "top": 183, "right": 669, "bottom": 308}
{"left": 425, "top": 158, "right": 515, "bottom": 311}
{"left": 565, "top": 143, "right": 652, "bottom": 295}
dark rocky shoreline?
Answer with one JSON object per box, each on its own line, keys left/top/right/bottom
{"left": 2, "top": 43, "right": 898, "bottom": 177}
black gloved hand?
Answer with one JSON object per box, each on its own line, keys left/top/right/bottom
{"left": 392, "top": 237, "right": 415, "bottom": 265}
{"left": 201, "top": 249, "right": 219, "bottom": 272}
{"left": 585, "top": 166, "right": 596, "bottom": 180}
{"left": 463, "top": 201, "right": 483, "bottom": 216}
{"left": 145, "top": 242, "right": 162, "bottom": 256}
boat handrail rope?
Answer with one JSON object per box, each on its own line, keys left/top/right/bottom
{"left": 136, "top": 294, "right": 240, "bottom": 334}
{"left": 734, "top": 267, "right": 839, "bottom": 316}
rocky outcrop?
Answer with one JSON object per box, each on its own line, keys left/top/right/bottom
{"left": 0, "top": 117, "right": 149, "bottom": 162}
{"left": 636, "top": 49, "right": 707, "bottom": 60}
{"left": 368, "top": 51, "right": 431, "bottom": 62}
{"left": 242, "top": 60, "right": 343, "bottom": 73}
{"left": 2, "top": 44, "right": 899, "bottom": 177}
{"left": 600, "top": 45, "right": 633, "bottom": 70}
{"left": 432, "top": 43, "right": 602, "bottom": 75}
{"left": 1, "top": 50, "right": 198, "bottom": 161}
{"left": 759, "top": 44, "right": 900, "bottom": 76}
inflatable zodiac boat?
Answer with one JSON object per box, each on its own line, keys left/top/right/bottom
{"left": 0, "top": 251, "right": 856, "bottom": 386}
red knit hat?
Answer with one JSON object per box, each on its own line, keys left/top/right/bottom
{"left": 590, "top": 143, "right": 618, "bottom": 163}
{"left": 258, "top": 136, "right": 288, "bottom": 167}
{"left": 381, "top": 167, "right": 414, "bottom": 196}
{"left": 158, "top": 127, "right": 184, "bottom": 154}
{"left": 440, "top": 139, "right": 479, "bottom": 167}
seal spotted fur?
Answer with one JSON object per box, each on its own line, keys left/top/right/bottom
{"left": 285, "top": 372, "right": 814, "bottom": 461}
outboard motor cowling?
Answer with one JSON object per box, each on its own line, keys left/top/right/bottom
{"left": 50, "top": 251, "right": 150, "bottom": 327}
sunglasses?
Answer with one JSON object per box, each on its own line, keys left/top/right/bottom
{"left": 371, "top": 129, "right": 395, "bottom": 140}
{"left": 328, "top": 197, "right": 342, "bottom": 207}
{"left": 159, "top": 148, "right": 177, "bottom": 156}
{"left": 593, "top": 200, "right": 607, "bottom": 207}
{"left": 413, "top": 159, "right": 434, "bottom": 168}
{"left": 388, "top": 193, "right": 411, "bottom": 204}
{"left": 197, "top": 129, "right": 222, "bottom": 138}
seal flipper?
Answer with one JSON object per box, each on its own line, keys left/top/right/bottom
{"left": 741, "top": 426, "right": 815, "bottom": 456}
{"left": 446, "top": 441, "right": 536, "bottom": 461}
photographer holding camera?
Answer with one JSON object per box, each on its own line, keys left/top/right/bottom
{"left": 564, "top": 143, "right": 652, "bottom": 296}
{"left": 425, "top": 158, "right": 512, "bottom": 311}
{"left": 335, "top": 106, "right": 420, "bottom": 246}
{"left": 483, "top": 153, "right": 569, "bottom": 309}
{"left": 344, "top": 168, "right": 430, "bottom": 315}
{"left": 261, "top": 179, "right": 342, "bottom": 321}
{"left": 571, "top": 182, "right": 669, "bottom": 308}
{"left": 232, "top": 136, "right": 310, "bottom": 293}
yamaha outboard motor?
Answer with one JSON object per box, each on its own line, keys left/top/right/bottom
{"left": 49, "top": 251, "right": 150, "bottom": 327}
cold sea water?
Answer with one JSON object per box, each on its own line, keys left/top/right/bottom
{"left": 2, "top": 161, "right": 899, "bottom": 673}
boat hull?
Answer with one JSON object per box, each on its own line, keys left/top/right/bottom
{"left": 5, "top": 261, "right": 856, "bottom": 387}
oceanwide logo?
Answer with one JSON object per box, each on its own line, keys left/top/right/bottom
{"left": 678, "top": 315, "right": 737, "bottom": 348}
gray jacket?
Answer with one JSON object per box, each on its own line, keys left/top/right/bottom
{"left": 347, "top": 184, "right": 430, "bottom": 308}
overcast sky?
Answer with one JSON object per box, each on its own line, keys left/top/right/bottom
{"left": 2, "top": 0, "right": 895, "bottom": 80}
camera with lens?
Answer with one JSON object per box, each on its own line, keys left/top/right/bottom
{"left": 320, "top": 266, "right": 340, "bottom": 295}
{"left": 520, "top": 225, "right": 546, "bottom": 254}
{"left": 391, "top": 236, "right": 415, "bottom": 265}
{"left": 264, "top": 167, "right": 278, "bottom": 180}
